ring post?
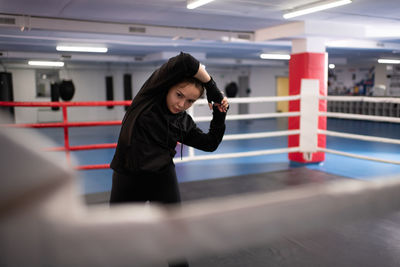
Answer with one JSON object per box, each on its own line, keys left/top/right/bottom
{"left": 288, "top": 39, "right": 327, "bottom": 163}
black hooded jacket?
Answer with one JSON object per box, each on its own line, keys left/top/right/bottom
{"left": 110, "top": 52, "right": 226, "bottom": 174}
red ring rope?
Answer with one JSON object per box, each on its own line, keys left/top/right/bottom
{"left": 0, "top": 101, "right": 131, "bottom": 170}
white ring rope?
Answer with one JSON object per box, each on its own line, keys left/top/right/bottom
{"left": 319, "top": 148, "right": 400, "bottom": 165}
{"left": 185, "top": 94, "right": 400, "bottom": 165}
{"left": 319, "top": 111, "right": 400, "bottom": 123}
{"left": 194, "top": 112, "right": 300, "bottom": 122}
{"left": 186, "top": 96, "right": 301, "bottom": 163}
{"left": 194, "top": 95, "right": 301, "bottom": 106}
{"left": 223, "top": 130, "right": 300, "bottom": 141}
{"left": 175, "top": 147, "right": 299, "bottom": 163}
{"left": 319, "top": 129, "right": 400, "bottom": 145}
{"left": 321, "top": 95, "right": 400, "bottom": 104}
{"left": 318, "top": 96, "right": 400, "bottom": 163}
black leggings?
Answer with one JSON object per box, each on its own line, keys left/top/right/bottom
{"left": 110, "top": 165, "right": 182, "bottom": 205}
{"left": 109, "top": 165, "right": 188, "bottom": 266}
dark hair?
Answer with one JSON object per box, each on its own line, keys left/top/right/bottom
{"left": 178, "top": 77, "right": 205, "bottom": 97}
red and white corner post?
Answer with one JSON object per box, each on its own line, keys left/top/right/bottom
{"left": 288, "top": 38, "right": 327, "bottom": 163}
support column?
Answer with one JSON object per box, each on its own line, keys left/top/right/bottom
{"left": 288, "top": 38, "right": 327, "bottom": 163}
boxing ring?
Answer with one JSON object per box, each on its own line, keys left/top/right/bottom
{"left": 2, "top": 85, "right": 400, "bottom": 266}
{"left": 0, "top": 96, "right": 302, "bottom": 168}
{"left": 2, "top": 93, "right": 399, "bottom": 167}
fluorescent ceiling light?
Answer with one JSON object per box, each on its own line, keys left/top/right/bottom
{"left": 378, "top": 59, "right": 400, "bottom": 64}
{"left": 187, "top": 0, "right": 215, "bottom": 9}
{"left": 283, "top": 0, "right": 352, "bottom": 19}
{"left": 28, "top": 61, "right": 64, "bottom": 67}
{"left": 326, "top": 39, "right": 381, "bottom": 49}
{"left": 260, "top": 54, "right": 290, "bottom": 60}
{"left": 56, "top": 45, "right": 108, "bottom": 53}
{"left": 366, "top": 26, "right": 400, "bottom": 38}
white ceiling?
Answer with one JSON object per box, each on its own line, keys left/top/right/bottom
{"left": 0, "top": 0, "right": 400, "bottom": 66}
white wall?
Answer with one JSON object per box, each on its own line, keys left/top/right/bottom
{"left": 249, "top": 67, "right": 289, "bottom": 114}
{"left": 6, "top": 63, "right": 288, "bottom": 123}
{"left": 58, "top": 68, "right": 124, "bottom": 122}
{"left": 11, "top": 69, "right": 37, "bottom": 123}
{"left": 191, "top": 65, "right": 289, "bottom": 117}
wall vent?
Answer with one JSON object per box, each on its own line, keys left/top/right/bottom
{"left": 129, "top": 26, "right": 146, "bottom": 33}
{"left": 0, "top": 17, "right": 16, "bottom": 25}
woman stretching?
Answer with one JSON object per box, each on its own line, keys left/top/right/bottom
{"left": 110, "top": 52, "right": 229, "bottom": 267}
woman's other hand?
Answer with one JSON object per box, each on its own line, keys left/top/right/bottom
{"left": 209, "top": 97, "right": 229, "bottom": 113}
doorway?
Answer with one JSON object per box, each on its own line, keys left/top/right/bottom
{"left": 276, "top": 76, "right": 289, "bottom": 112}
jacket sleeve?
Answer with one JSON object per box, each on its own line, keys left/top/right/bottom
{"left": 182, "top": 106, "right": 226, "bottom": 152}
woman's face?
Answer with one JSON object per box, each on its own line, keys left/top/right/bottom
{"left": 166, "top": 82, "right": 201, "bottom": 114}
